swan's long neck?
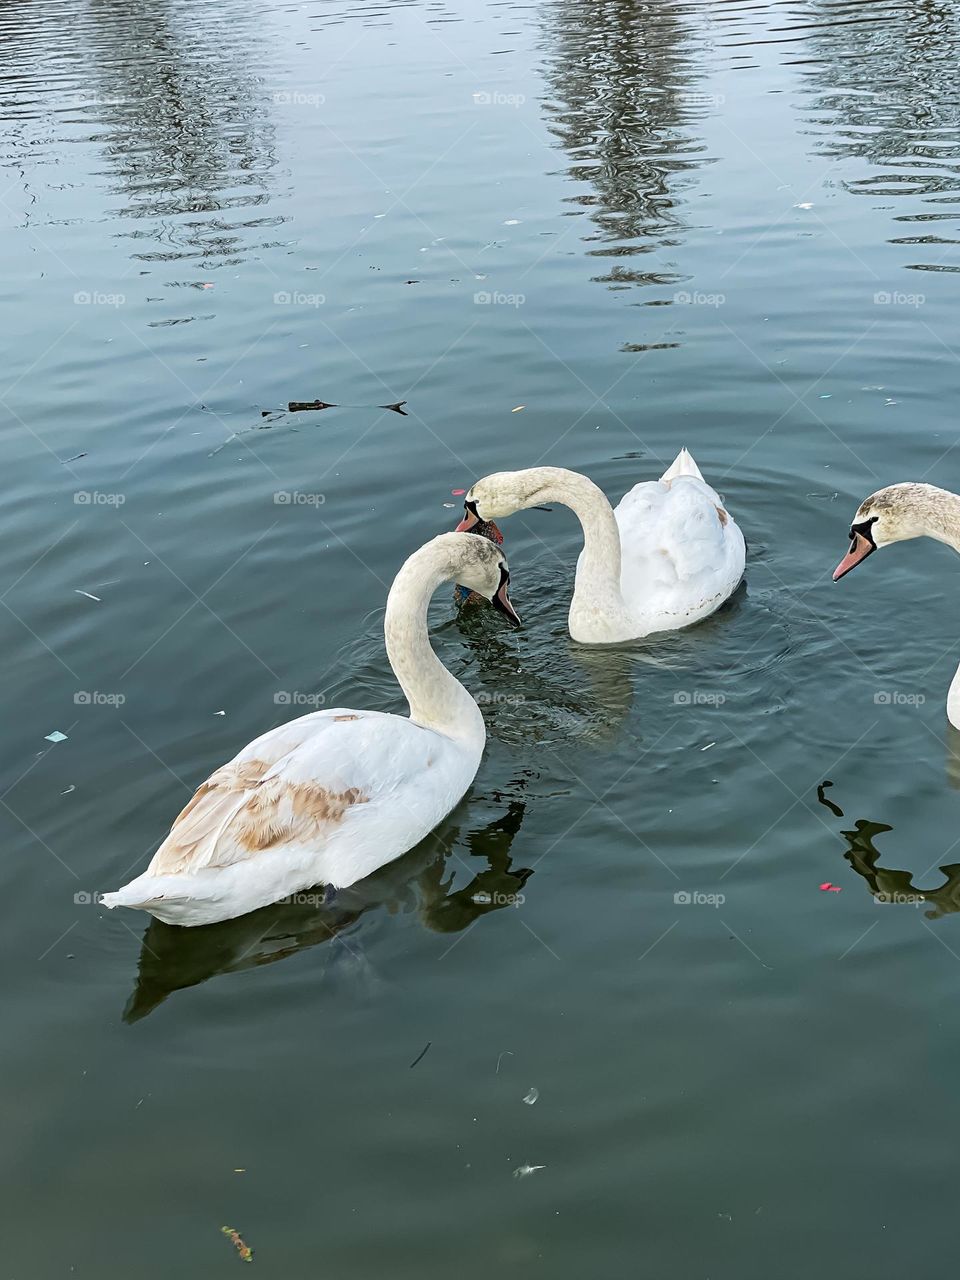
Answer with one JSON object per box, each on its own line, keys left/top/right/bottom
{"left": 906, "top": 485, "right": 960, "bottom": 552}
{"left": 520, "top": 467, "right": 632, "bottom": 637}
{"left": 384, "top": 546, "right": 485, "bottom": 745}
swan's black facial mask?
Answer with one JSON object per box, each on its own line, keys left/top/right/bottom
{"left": 833, "top": 517, "right": 878, "bottom": 581}
{"left": 456, "top": 500, "right": 480, "bottom": 533}
{"left": 490, "top": 565, "right": 521, "bottom": 627}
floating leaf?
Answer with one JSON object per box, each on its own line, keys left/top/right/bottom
{"left": 221, "top": 1226, "right": 253, "bottom": 1263}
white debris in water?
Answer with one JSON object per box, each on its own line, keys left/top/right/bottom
{"left": 523, "top": 1087, "right": 539, "bottom": 1106}
{"left": 513, "top": 1163, "right": 546, "bottom": 1179}
{"left": 700, "top": 742, "right": 716, "bottom": 752}
{"left": 45, "top": 731, "right": 68, "bottom": 743}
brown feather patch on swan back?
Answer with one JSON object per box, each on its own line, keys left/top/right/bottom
{"left": 148, "top": 758, "right": 368, "bottom": 874}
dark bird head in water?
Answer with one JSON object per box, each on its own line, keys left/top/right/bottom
{"left": 454, "top": 518, "right": 504, "bottom": 605}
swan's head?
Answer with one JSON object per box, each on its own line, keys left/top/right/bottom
{"left": 834, "top": 483, "right": 940, "bottom": 581}
{"left": 456, "top": 470, "right": 552, "bottom": 530}
{"left": 453, "top": 515, "right": 504, "bottom": 606}
{"left": 449, "top": 532, "right": 522, "bottom": 627}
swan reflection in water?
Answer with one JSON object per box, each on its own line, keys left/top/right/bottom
{"left": 123, "top": 785, "right": 534, "bottom": 1023}
{"left": 819, "top": 780, "right": 960, "bottom": 919}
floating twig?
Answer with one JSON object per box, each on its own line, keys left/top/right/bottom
{"left": 409, "top": 1041, "right": 431, "bottom": 1069}
{"left": 286, "top": 399, "right": 408, "bottom": 416}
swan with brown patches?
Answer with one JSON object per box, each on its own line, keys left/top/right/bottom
{"left": 100, "top": 532, "right": 521, "bottom": 927}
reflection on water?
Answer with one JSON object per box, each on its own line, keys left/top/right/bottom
{"left": 820, "top": 779, "right": 960, "bottom": 919}
{"left": 87, "top": 0, "right": 280, "bottom": 274}
{"left": 124, "top": 786, "right": 534, "bottom": 1021}
{"left": 799, "top": 0, "right": 960, "bottom": 272}
{"left": 448, "top": 600, "right": 638, "bottom": 747}
{"left": 540, "top": 0, "right": 714, "bottom": 296}
{"left": 0, "top": 0, "right": 281, "bottom": 274}
{"left": 7, "top": 0, "right": 960, "bottom": 1273}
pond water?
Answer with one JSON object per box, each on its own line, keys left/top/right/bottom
{"left": 3, "top": 0, "right": 960, "bottom": 1275}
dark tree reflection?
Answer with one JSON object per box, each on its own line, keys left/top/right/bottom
{"left": 82, "top": 0, "right": 281, "bottom": 269}
{"left": 538, "top": 0, "right": 717, "bottom": 290}
{"left": 798, "top": 0, "right": 960, "bottom": 271}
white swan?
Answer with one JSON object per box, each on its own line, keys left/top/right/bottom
{"left": 834, "top": 482, "right": 960, "bottom": 728}
{"left": 100, "top": 532, "right": 521, "bottom": 927}
{"left": 456, "top": 450, "right": 745, "bottom": 644}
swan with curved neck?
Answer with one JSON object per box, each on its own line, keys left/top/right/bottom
{"left": 100, "top": 532, "right": 521, "bottom": 927}
{"left": 834, "top": 482, "right": 960, "bottom": 727}
{"left": 457, "top": 451, "right": 745, "bottom": 644}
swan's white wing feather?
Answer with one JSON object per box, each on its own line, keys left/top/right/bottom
{"left": 613, "top": 474, "right": 744, "bottom": 632}
{"left": 146, "top": 708, "right": 463, "bottom": 881}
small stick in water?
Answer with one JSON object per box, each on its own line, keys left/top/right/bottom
{"left": 409, "top": 1041, "right": 432, "bottom": 1069}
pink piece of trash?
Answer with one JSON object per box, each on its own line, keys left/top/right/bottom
{"left": 819, "top": 881, "right": 842, "bottom": 893}
{"left": 452, "top": 488, "right": 466, "bottom": 496}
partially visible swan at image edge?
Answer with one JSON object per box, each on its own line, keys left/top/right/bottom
{"left": 100, "top": 532, "right": 521, "bottom": 927}
{"left": 456, "top": 450, "right": 745, "bottom": 644}
{"left": 834, "top": 481, "right": 960, "bottom": 728}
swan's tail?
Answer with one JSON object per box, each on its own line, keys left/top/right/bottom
{"left": 660, "top": 447, "right": 704, "bottom": 484}
{"left": 99, "top": 872, "right": 190, "bottom": 912}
